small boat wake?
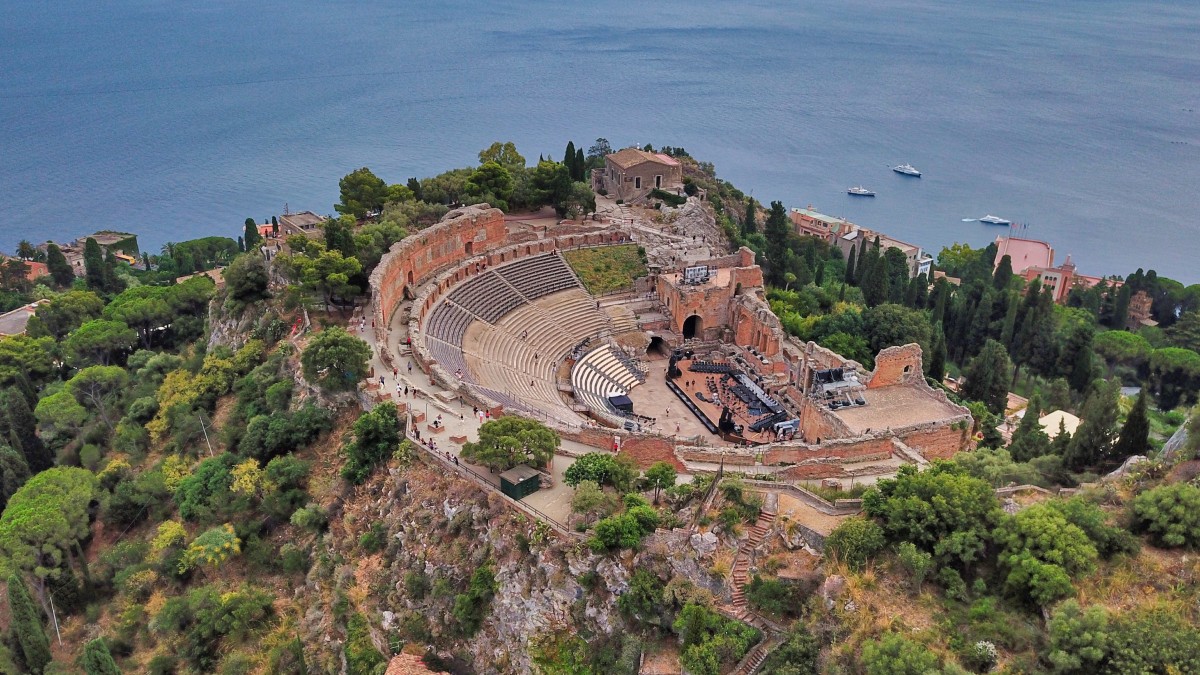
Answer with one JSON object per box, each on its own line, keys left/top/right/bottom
{"left": 961, "top": 218, "right": 977, "bottom": 222}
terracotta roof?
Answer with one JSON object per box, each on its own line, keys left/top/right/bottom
{"left": 995, "top": 236, "right": 1053, "bottom": 274}
{"left": 607, "top": 148, "right": 679, "bottom": 169}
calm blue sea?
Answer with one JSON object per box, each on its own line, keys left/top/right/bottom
{"left": 1, "top": 1, "right": 1198, "bottom": 280}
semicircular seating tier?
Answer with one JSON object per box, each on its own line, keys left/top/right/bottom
{"left": 423, "top": 253, "right": 620, "bottom": 423}
{"left": 570, "top": 344, "right": 646, "bottom": 422}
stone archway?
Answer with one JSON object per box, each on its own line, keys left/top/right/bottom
{"left": 683, "top": 315, "right": 702, "bottom": 340}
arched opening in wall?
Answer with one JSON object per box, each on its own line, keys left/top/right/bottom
{"left": 465, "top": 241, "right": 473, "bottom": 256}
{"left": 683, "top": 315, "right": 702, "bottom": 340}
{"left": 647, "top": 336, "right": 668, "bottom": 357}
{"left": 407, "top": 270, "right": 414, "bottom": 286}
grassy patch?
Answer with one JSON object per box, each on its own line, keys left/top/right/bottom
{"left": 563, "top": 245, "right": 648, "bottom": 295}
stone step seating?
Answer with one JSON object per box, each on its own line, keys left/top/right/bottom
{"left": 426, "top": 300, "right": 475, "bottom": 347}
{"left": 571, "top": 345, "right": 644, "bottom": 418}
{"left": 605, "top": 305, "right": 639, "bottom": 333}
{"left": 426, "top": 337, "right": 475, "bottom": 384}
{"left": 501, "top": 289, "right": 611, "bottom": 347}
{"left": 494, "top": 254, "right": 580, "bottom": 301}
{"left": 447, "top": 270, "right": 525, "bottom": 324}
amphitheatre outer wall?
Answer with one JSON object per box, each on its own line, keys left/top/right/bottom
{"left": 367, "top": 205, "right": 972, "bottom": 480}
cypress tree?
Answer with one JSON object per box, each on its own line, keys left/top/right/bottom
{"left": 244, "top": 217, "right": 262, "bottom": 250}
{"left": 999, "top": 292, "right": 1019, "bottom": 350}
{"left": 1110, "top": 283, "right": 1131, "bottom": 329}
{"left": 1009, "top": 394, "right": 1052, "bottom": 462}
{"left": 1064, "top": 381, "right": 1119, "bottom": 470}
{"left": 912, "top": 272, "right": 929, "bottom": 309}
{"left": 1051, "top": 419, "right": 1072, "bottom": 457}
{"left": 961, "top": 339, "right": 1013, "bottom": 415}
{"left": 844, "top": 246, "right": 857, "bottom": 285}
{"left": 742, "top": 200, "right": 757, "bottom": 235}
{"left": 1112, "top": 389, "right": 1150, "bottom": 461}
{"left": 0, "top": 444, "right": 30, "bottom": 512}
{"left": 407, "top": 177, "right": 423, "bottom": 201}
{"left": 82, "top": 638, "right": 120, "bottom": 675}
{"left": 862, "top": 255, "right": 889, "bottom": 308}
{"left": 8, "top": 574, "right": 51, "bottom": 674}
{"left": 0, "top": 388, "right": 51, "bottom": 473}
{"left": 563, "top": 141, "right": 577, "bottom": 180}
{"left": 237, "top": 236, "right": 245, "bottom": 252}
{"left": 993, "top": 254, "right": 1014, "bottom": 290}
{"left": 45, "top": 244, "right": 74, "bottom": 288}
{"left": 927, "top": 325, "right": 947, "bottom": 383}
{"left": 576, "top": 147, "right": 585, "bottom": 181}
{"left": 82, "top": 238, "right": 104, "bottom": 290}
{"left": 815, "top": 261, "right": 825, "bottom": 286}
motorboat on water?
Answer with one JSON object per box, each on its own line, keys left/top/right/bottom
{"left": 978, "top": 214, "right": 1011, "bottom": 226}
{"left": 847, "top": 186, "right": 875, "bottom": 197}
{"left": 892, "top": 163, "right": 921, "bottom": 177}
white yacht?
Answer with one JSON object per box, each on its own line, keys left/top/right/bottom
{"left": 892, "top": 163, "right": 922, "bottom": 177}
{"left": 847, "top": 186, "right": 875, "bottom": 197}
{"left": 978, "top": 214, "right": 1011, "bottom": 226}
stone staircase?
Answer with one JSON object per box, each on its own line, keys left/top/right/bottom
{"left": 727, "top": 508, "right": 777, "bottom": 619}
{"left": 730, "top": 637, "right": 778, "bottom": 675}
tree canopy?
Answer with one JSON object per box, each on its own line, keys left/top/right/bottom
{"left": 300, "top": 327, "right": 371, "bottom": 392}
{"left": 462, "top": 417, "right": 559, "bottom": 471}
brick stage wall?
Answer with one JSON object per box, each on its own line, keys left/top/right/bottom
{"left": 866, "top": 343, "right": 924, "bottom": 389}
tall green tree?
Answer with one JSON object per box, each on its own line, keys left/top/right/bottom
{"left": 462, "top": 417, "right": 559, "bottom": 471}
{"left": 961, "top": 339, "right": 1013, "bottom": 416}
{"left": 82, "top": 237, "right": 105, "bottom": 291}
{"left": 1112, "top": 388, "right": 1150, "bottom": 461}
{"left": 67, "top": 365, "right": 129, "bottom": 432}
{"left": 300, "top": 327, "right": 371, "bottom": 392}
{"left": 478, "top": 141, "right": 526, "bottom": 172}
{"left": 341, "top": 403, "right": 401, "bottom": 484}
{"left": 0, "top": 388, "right": 51, "bottom": 473}
{"left": 884, "top": 247, "right": 909, "bottom": 305}
{"left": 336, "top": 167, "right": 388, "bottom": 218}
{"left": 25, "top": 290, "right": 104, "bottom": 340}
{"left": 0, "top": 445, "right": 30, "bottom": 512}
{"left": 927, "top": 324, "right": 947, "bottom": 383}
{"left": 63, "top": 319, "right": 136, "bottom": 367}
{"left": 741, "top": 200, "right": 757, "bottom": 236}
{"left": 1064, "top": 380, "right": 1120, "bottom": 470}
{"left": 861, "top": 254, "right": 889, "bottom": 308}
{"left": 223, "top": 252, "right": 270, "bottom": 305}
{"left": 644, "top": 461, "right": 677, "bottom": 504}
{"left": 993, "top": 254, "right": 1014, "bottom": 290}
{"left": 563, "top": 141, "right": 579, "bottom": 180}
{"left": 0, "top": 467, "right": 99, "bottom": 583}
{"left": 764, "top": 201, "right": 792, "bottom": 285}
{"left": 7, "top": 574, "right": 51, "bottom": 674}
{"left": 323, "top": 215, "right": 357, "bottom": 258}
{"left": 464, "top": 161, "right": 515, "bottom": 210}
{"left": 244, "top": 217, "right": 263, "bottom": 250}
{"left": 1008, "top": 395, "right": 1052, "bottom": 462}
{"left": 82, "top": 638, "right": 120, "bottom": 675}
{"left": 45, "top": 243, "right": 74, "bottom": 288}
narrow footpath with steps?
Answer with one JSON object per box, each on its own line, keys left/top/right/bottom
{"left": 718, "top": 497, "right": 785, "bottom": 674}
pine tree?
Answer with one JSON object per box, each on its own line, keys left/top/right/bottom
{"left": 45, "top": 244, "right": 74, "bottom": 288}
{"left": 1009, "top": 394, "right": 1052, "bottom": 461}
{"left": 82, "top": 238, "right": 104, "bottom": 291}
{"left": 8, "top": 574, "right": 51, "bottom": 674}
{"left": 1112, "top": 389, "right": 1150, "bottom": 461}
{"left": 844, "top": 246, "right": 857, "bottom": 285}
{"left": 82, "top": 638, "right": 120, "bottom": 675}
{"left": 742, "top": 200, "right": 757, "bottom": 235}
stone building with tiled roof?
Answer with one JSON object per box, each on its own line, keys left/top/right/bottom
{"left": 594, "top": 148, "right": 684, "bottom": 203}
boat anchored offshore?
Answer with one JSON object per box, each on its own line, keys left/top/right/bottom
{"left": 978, "top": 214, "right": 1011, "bottom": 225}
{"left": 847, "top": 185, "right": 875, "bottom": 197}
{"left": 892, "top": 163, "right": 922, "bottom": 177}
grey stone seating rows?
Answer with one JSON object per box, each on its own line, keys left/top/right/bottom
{"left": 571, "top": 345, "right": 644, "bottom": 419}
{"left": 427, "top": 301, "right": 474, "bottom": 346}
{"left": 448, "top": 271, "right": 525, "bottom": 323}
{"left": 426, "top": 337, "right": 475, "bottom": 384}
{"left": 496, "top": 255, "right": 580, "bottom": 301}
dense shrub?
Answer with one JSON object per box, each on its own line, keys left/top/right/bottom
{"left": 588, "top": 505, "right": 660, "bottom": 552}
{"left": 152, "top": 585, "right": 274, "bottom": 672}
{"left": 452, "top": 561, "right": 498, "bottom": 637}
{"left": 824, "top": 517, "right": 885, "bottom": 571}
{"left": 238, "top": 403, "right": 331, "bottom": 461}
{"left": 341, "top": 403, "right": 401, "bottom": 484}
{"left": 563, "top": 452, "right": 636, "bottom": 490}
{"left": 672, "top": 602, "right": 760, "bottom": 675}
{"left": 345, "top": 612, "right": 386, "bottom": 675}
{"left": 1131, "top": 483, "right": 1200, "bottom": 548}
